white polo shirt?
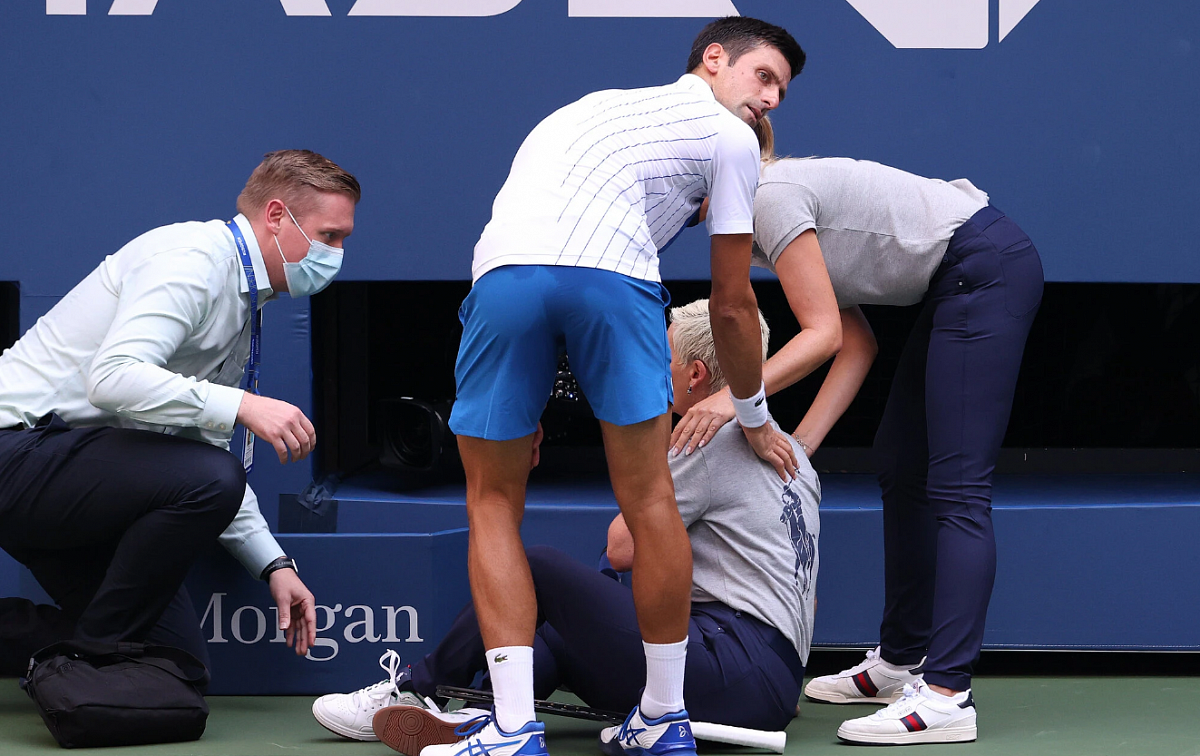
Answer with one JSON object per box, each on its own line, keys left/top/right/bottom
{"left": 0, "top": 214, "right": 286, "bottom": 576}
{"left": 473, "top": 74, "right": 761, "bottom": 283}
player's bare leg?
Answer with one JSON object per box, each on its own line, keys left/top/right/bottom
{"left": 600, "top": 414, "right": 693, "bottom": 729}
{"left": 600, "top": 415, "right": 691, "bottom": 642}
{"left": 458, "top": 433, "right": 538, "bottom": 732}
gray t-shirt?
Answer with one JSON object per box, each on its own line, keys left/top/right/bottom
{"left": 669, "top": 421, "right": 821, "bottom": 664}
{"left": 751, "top": 157, "right": 990, "bottom": 307}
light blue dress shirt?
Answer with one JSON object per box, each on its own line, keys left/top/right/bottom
{"left": 0, "top": 213, "right": 285, "bottom": 576}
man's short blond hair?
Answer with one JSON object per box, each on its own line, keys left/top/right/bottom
{"left": 236, "top": 149, "right": 361, "bottom": 218}
{"left": 669, "top": 298, "right": 770, "bottom": 393}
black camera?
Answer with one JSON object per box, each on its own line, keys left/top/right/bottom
{"left": 377, "top": 397, "right": 457, "bottom": 473}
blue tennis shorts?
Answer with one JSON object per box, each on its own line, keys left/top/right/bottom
{"left": 449, "top": 265, "right": 673, "bottom": 441}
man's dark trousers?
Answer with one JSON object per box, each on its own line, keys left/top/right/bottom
{"left": 410, "top": 545, "right": 804, "bottom": 732}
{"left": 0, "top": 415, "right": 245, "bottom": 675}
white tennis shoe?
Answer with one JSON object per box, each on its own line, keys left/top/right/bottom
{"left": 599, "top": 706, "right": 697, "bottom": 756}
{"left": 804, "top": 647, "right": 922, "bottom": 704}
{"left": 312, "top": 650, "right": 432, "bottom": 741}
{"left": 417, "top": 713, "right": 549, "bottom": 756}
{"left": 836, "top": 680, "right": 977, "bottom": 745}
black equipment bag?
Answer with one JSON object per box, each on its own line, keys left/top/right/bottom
{"left": 22, "top": 640, "right": 209, "bottom": 748}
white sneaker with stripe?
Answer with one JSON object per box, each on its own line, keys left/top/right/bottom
{"left": 836, "top": 680, "right": 977, "bottom": 745}
{"left": 804, "top": 647, "right": 921, "bottom": 704}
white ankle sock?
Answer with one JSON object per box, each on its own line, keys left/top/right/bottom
{"left": 922, "top": 684, "right": 968, "bottom": 704}
{"left": 639, "top": 638, "right": 687, "bottom": 719}
{"left": 486, "top": 645, "right": 535, "bottom": 732}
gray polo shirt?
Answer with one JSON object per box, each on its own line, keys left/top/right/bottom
{"left": 751, "top": 157, "right": 989, "bottom": 307}
{"left": 670, "top": 421, "right": 821, "bottom": 664}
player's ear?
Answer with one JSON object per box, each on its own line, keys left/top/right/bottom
{"left": 702, "top": 43, "right": 725, "bottom": 76}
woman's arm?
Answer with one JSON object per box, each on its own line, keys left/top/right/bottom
{"left": 792, "top": 305, "right": 877, "bottom": 455}
{"left": 671, "top": 229, "right": 842, "bottom": 455}
{"left": 764, "top": 230, "right": 844, "bottom": 392}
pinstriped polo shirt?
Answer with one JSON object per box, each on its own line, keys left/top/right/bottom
{"left": 472, "top": 74, "right": 761, "bottom": 284}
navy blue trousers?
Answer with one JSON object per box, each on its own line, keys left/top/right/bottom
{"left": 0, "top": 416, "right": 245, "bottom": 676}
{"left": 874, "top": 206, "right": 1043, "bottom": 690}
{"left": 411, "top": 545, "right": 803, "bottom": 732}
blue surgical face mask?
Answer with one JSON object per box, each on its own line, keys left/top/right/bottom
{"left": 273, "top": 205, "right": 343, "bottom": 297}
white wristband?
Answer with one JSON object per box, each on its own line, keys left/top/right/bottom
{"left": 731, "top": 381, "right": 769, "bottom": 429}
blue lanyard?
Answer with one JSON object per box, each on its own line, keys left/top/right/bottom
{"left": 226, "top": 220, "right": 262, "bottom": 395}
{"left": 227, "top": 220, "right": 261, "bottom": 472}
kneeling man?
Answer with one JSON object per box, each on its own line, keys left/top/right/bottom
{"left": 0, "top": 150, "right": 360, "bottom": 674}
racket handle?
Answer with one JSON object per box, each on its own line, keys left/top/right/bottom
{"left": 691, "top": 721, "right": 787, "bottom": 753}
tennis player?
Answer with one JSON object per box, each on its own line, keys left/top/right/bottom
{"left": 425, "top": 17, "right": 806, "bottom": 756}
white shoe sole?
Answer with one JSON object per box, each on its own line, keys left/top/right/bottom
{"left": 312, "top": 700, "right": 379, "bottom": 741}
{"left": 836, "top": 723, "right": 977, "bottom": 745}
{"left": 804, "top": 686, "right": 903, "bottom": 705}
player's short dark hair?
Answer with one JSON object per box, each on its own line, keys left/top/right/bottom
{"left": 686, "top": 16, "right": 806, "bottom": 81}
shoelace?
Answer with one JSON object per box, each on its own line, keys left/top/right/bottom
{"left": 350, "top": 650, "right": 405, "bottom": 708}
{"left": 843, "top": 647, "right": 882, "bottom": 676}
{"left": 874, "top": 682, "right": 922, "bottom": 718}
{"left": 454, "top": 713, "right": 492, "bottom": 738}
{"left": 455, "top": 714, "right": 525, "bottom": 756}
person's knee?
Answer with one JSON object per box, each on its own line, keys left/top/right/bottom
{"left": 609, "top": 466, "right": 674, "bottom": 509}
{"left": 872, "top": 436, "right": 899, "bottom": 478}
{"left": 612, "top": 476, "right": 676, "bottom": 529}
{"left": 877, "top": 462, "right": 921, "bottom": 493}
{"left": 186, "top": 446, "right": 246, "bottom": 521}
{"left": 926, "top": 469, "right": 994, "bottom": 520}
{"left": 928, "top": 496, "right": 994, "bottom": 534}
{"left": 873, "top": 441, "right": 926, "bottom": 492}
{"left": 525, "top": 544, "right": 569, "bottom": 573}
{"left": 466, "top": 495, "right": 524, "bottom": 532}
{"left": 525, "top": 545, "right": 607, "bottom": 606}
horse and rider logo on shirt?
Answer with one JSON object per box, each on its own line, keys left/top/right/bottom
{"left": 780, "top": 487, "right": 816, "bottom": 596}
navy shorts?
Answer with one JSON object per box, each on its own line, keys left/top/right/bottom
{"left": 449, "top": 265, "right": 673, "bottom": 441}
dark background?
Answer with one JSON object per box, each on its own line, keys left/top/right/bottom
{"left": 311, "top": 280, "right": 1200, "bottom": 479}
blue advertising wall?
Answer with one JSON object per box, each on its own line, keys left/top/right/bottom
{"left": 1, "top": 0, "right": 1198, "bottom": 296}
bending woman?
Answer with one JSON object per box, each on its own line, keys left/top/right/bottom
{"left": 673, "top": 117, "right": 1043, "bottom": 746}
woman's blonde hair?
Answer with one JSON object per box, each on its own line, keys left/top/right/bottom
{"left": 754, "top": 114, "right": 779, "bottom": 165}
{"left": 669, "top": 299, "right": 770, "bottom": 393}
